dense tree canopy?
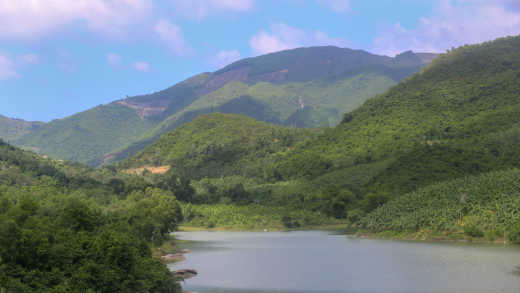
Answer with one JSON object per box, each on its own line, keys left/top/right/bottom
{"left": 0, "top": 140, "right": 182, "bottom": 292}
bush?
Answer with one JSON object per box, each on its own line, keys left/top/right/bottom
{"left": 508, "top": 223, "right": 520, "bottom": 244}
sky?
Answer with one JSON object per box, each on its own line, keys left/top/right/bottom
{"left": 1, "top": 0, "right": 520, "bottom": 122}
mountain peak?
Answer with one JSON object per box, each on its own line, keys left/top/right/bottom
{"left": 4, "top": 45, "right": 435, "bottom": 165}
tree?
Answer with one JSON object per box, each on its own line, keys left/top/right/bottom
{"left": 157, "top": 170, "right": 195, "bottom": 202}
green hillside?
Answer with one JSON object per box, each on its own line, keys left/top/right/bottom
{"left": 119, "top": 113, "right": 319, "bottom": 180}
{"left": 361, "top": 168, "right": 520, "bottom": 242}
{"left": 9, "top": 46, "right": 434, "bottom": 166}
{"left": 16, "top": 103, "right": 155, "bottom": 166}
{"left": 120, "top": 35, "right": 520, "bottom": 226}
{"left": 108, "top": 48, "right": 432, "bottom": 163}
{"left": 277, "top": 36, "right": 520, "bottom": 205}
{"left": 0, "top": 115, "right": 43, "bottom": 142}
{"left": 0, "top": 139, "right": 184, "bottom": 292}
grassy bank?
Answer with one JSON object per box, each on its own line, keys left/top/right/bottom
{"left": 354, "top": 229, "right": 513, "bottom": 244}
{"left": 178, "top": 223, "right": 351, "bottom": 232}
{"left": 180, "top": 203, "right": 343, "bottom": 231}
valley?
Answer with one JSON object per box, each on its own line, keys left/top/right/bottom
{"left": 2, "top": 31, "right": 520, "bottom": 292}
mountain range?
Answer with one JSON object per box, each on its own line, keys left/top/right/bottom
{"left": 119, "top": 35, "right": 520, "bottom": 229}
{"left": 2, "top": 34, "right": 520, "bottom": 252}
{"left": 0, "top": 47, "right": 436, "bottom": 166}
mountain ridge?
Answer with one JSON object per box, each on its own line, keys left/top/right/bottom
{"left": 2, "top": 46, "right": 437, "bottom": 165}
{"left": 0, "top": 114, "right": 44, "bottom": 143}
{"left": 118, "top": 35, "right": 520, "bottom": 223}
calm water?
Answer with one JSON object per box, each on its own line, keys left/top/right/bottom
{"left": 169, "top": 231, "right": 520, "bottom": 293}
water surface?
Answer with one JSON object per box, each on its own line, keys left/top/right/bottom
{"left": 170, "top": 231, "right": 520, "bottom": 293}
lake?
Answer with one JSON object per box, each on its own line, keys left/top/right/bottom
{"left": 169, "top": 231, "right": 520, "bottom": 293}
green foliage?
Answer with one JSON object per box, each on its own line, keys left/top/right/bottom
{"left": 120, "top": 188, "right": 183, "bottom": 244}
{"left": 273, "top": 35, "right": 520, "bottom": 216}
{"left": 0, "top": 140, "right": 182, "bottom": 292}
{"left": 361, "top": 169, "right": 520, "bottom": 239}
{"left": 155, "top": 170, "right": 196, "bottom": 202}
{"left": 119, "top": 113, "right": 319, "bottom": 181}
{"left": 116, "top": 36, "right": 520, "bottom": 239}
{"left": 508, "top": 224, "right": 520, "bottom": 244}
{"left": 180, "top": 203, "right": 340, "bottom": 230}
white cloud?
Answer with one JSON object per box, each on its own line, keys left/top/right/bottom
{"left": 0, "top": 0, "right": 152, "bottom": 39}
{"left": 106, "top": 53, "right": 151, "bottom": 72}
{"left": 317, "top": 0, "right": 350, "bottom": 13}
{"left": 154, "top": 19, "right": 193, "bottom": 56}
{"left": 169, "top": 0, "right": 254, "bottom": 19}
{"left": 106, "top": 53, "right": 123, "bottom": 67}
{"left": 0, "top": 55, "right": 19, "bottom": 80}
{"left": 373, "top": 0, "right": 520, "bottom": 56}
{"left": 250, "top": 22, "right": 350, "bottom": 55}
{"left": 212, "top": 50, "right": 241, "bottom": 68}
{"left": 131, "top": 61, "right": 150, "bottom": 72}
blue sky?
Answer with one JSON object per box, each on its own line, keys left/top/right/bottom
{"left": 1, "top": 0, "right": 520, "bottom": 122}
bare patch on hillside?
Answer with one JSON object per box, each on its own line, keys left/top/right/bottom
{"left": 124, "top": 165, "right": 171, "bottom": 175}
{"left": 117, "top": 100, "right": 169, "bottom": 119}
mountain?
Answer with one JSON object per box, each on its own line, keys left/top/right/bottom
{"left": 272, "top": 35, "right": 520, "bottom": 216}
{"left": 120, "top": 35, "right": 520, "bottom": 222}
{"left": 118, "top": 113, "right": 319, "bottom": 180}
{"left": 4, "top": 46, "right": 436, "bottom": 166}
{"left": 15, "top": 103, "right": 155, "bottom": 166}
{"left": 0, "top": 114, "right": 43, "bottom": 143}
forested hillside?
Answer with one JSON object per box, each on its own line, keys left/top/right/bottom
{"left": 119, "top": 113, "right": 319, "bottom": 180}
{"left": 0, "top": 115, "right": 43, "bottom": 143}
{"left": 274, "top": 36, "right": 520, "bottom": 215}
{"left": 120, "top": 36, "right": 520, "bottom": 230}
{"left": 362, "top": 168, "right": 520, "bottom": 242}
{"left": 15, "top": 103, "right": 156, "bottom": 166}
{"left": 3, "top": 47, "right": 434, "bottom": 166}
{"left": 0, "top": 140, "right": 183, "bottom": 292}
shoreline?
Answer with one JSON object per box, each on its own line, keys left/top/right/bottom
{"left": 177, "top": 223, "right": 351, "bottom": 233}
{"left": 177, "top": 225, "right": 517, "bottom": 246}
{"left": 354, "top": 230, "right": 516, "bottom": 246}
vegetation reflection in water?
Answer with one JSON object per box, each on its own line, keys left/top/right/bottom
{"left": 171, "top": 231, "right": 520, "bottom": 293}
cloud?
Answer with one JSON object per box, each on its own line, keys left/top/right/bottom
{"left": 131, "top": 61, "right": 150, "bottom": 72}
{"left": 372, "top": 0, "right": 520, "bottom": 56}
{"left": 212, "top": 50, "right": 241, "bottom": 68}
{"left": 317, "top": 0, "right": 350, "bottom": 13}
{"left": 106, "top": 53, "right": 151, "bottom": 72}
{"left": 154, "top": 19, "right": 193, "bottom": 56}
{"left": 106, "top": 53, "right": 123, "bottom": 67}
{"left": 0, "top": 0, "right": 152, "bottom": 39}
{"left": 250, "top": 22, "right": 350, "bottom": 55}
{"left": 169, "top": 0, "right": 254, "bottom": 19}
{"left": 0, "top": 55, "right": 19, "bottom": 80}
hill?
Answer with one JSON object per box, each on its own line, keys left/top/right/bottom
{"left": 0, "top": 139, "right": 184, "bottom": 292}
{"left": 121, "top": 35, "right": 520, "bottom": 222}
{"left": 0, "top": 114, "right": 43, "bottom": 142}
{"left": 274, "top": 36, "right": 520, "bottom": 211}
{"left": 118, "top": 113, "right": 319, "bottom": 180}
{"left": 361, "top": 168, "right": 520, "bottom": 242}
{"left": 14, "top": 103, "right": 155, "bottom": 166}
{"left": 5, "top": 47, "right": 435, "bottom": 165}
